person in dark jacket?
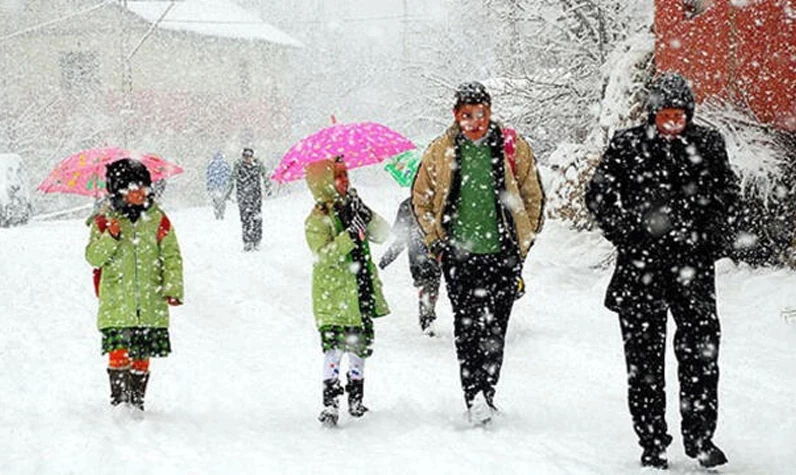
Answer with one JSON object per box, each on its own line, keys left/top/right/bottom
{"left": 585, "top": 73, "right": 740, "bottom": 470}
{"left": 226, "top": 148, "right": 271, "bottom": 251}
{"left": 378, "top": 197, "right": 442, "bottom": 336}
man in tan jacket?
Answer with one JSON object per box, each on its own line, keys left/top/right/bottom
{"left": 412, "top": 82, "right": 544, "bottom": 424}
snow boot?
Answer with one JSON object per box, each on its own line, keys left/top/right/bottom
{"left": 318, "top": 379, "right": 343, "bottom": 427}
{"left": 640, "top": 447, "right": 669, "bottom": 470}
{"left": 685, "top": 440, "right": 727, "bottom": 468}
{"left": 128, "top": 371, "right": 150, "bottom": 412}
{"left": 107, "top": 367, "right": 130, "bottom": 406}
{"left": 468, "top": 392, "right": 492, "bottom": 425}
{"left": 345, "top": 376, "right": 369, "bottom": 418}
{"left": 421, "top": 320, "right": 438, "bottom": 337}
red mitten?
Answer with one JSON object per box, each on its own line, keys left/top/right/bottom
{"left": 108, "top": 218, "right": 121, "bottom": 239}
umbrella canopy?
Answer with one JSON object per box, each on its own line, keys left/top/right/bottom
{"left": 383, "top": 148, "right": 423, "bottom": 187}
{"left": 38, "top": 147, "right": 184, "bottom": 197}
{"left": 271, "top": 122, "right": 415, "bottom": 183}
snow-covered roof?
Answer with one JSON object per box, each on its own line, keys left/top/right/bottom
{"left": 125, "top": 0, "right": 302, "bottom": 47}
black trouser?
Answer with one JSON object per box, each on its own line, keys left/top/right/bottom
{"left": 617, "top": 261, "right": 721, "bottom": 451}
{"left": 238, "top": 200, "right": 262, "bottom": 246}
{"left": 417, "top": 274, "right": 440, "bottom": 329}
{"left": 442, "top": 250, "right": 516, "bottom": 406}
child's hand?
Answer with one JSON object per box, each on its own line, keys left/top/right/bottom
{"left": 108, "top": 218, "right": 121, "bottom": 239}
{"left": 347, "top": 214, "right": 367, "bottom": 241}
{"left": 165, "top": 296, "right": 182, "bottom": 306}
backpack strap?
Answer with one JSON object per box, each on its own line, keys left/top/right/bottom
{"left": 94, "top": 214, "right": 108, "bottom": 233}
{"left": 157, "top": 214, "right": 171, "bottom": 243}
{"left": 503, "top": 127, "right": 517, "bottom": 177}
{"left": 92, "top": 215, "right": 108, "bottom": 298}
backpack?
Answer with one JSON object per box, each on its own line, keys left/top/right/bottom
{"left": 503, "top": 127, "right": 518, "bottom": 177}
{"left": 92, "top": 213, "right": 171, "bottom": 298}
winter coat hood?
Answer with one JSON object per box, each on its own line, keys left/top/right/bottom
{"left": 647, "top": 72, "right": 696, "bottom": 123}
{"left": 305, "top": 159, "right": 340, "bottom": 204}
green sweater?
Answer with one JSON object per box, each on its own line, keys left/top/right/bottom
{"left": 451, "top": 140, "right": 501, "bottom": 254}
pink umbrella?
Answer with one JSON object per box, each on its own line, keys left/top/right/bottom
{"left": 271, "top": 121, "right": 415, "bottom": 183}
{"left": 38, "top": 147, "right": 184, "bottom": 197}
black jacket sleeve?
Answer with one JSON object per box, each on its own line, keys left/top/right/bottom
{"left": 702, "top": 130, "right": 741, "bottom": 257}
{"left": 585, "top": 132, "right": 641, "bottom": 247}
{"left": 378, "top": 199, "right": 412, "bottom": 268}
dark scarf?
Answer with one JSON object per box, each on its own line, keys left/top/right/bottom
{"left": 334, "top": 198, "right": 376, "bottom": 318}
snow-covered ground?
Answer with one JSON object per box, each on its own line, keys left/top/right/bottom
{"left": 1, "top": 184, "right": 795, "bottom": 474}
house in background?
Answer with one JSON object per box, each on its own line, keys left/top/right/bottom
{"left": 0, "top": 0, "right": 301, "bottom": 208}
{"left": 655, "top": 0, "right": 795, "bottom": 131}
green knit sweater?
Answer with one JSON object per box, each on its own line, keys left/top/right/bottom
{"left": 451, "top": 140, "right": 501, "bottom": 254}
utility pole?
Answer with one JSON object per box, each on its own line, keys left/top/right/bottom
{"left": 120, "top": 0, "right": 133, "bottom": 147}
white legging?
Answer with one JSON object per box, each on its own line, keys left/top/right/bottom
{"left": 323, "top": 349, "right": 365, "bottom": 381}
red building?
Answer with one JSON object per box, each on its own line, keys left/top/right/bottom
{"left": 655, "top": 0, "right": 796, "bottom": 131}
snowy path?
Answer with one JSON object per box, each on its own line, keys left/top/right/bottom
{"left": 1, "top": 187, "right": 794, "bottom": 474}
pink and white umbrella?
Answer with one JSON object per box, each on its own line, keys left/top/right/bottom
{"left": 38, "top": 147, "right": 183, "bottom": 197}
{"left": 271, "top": 121, "right": 415, "bottom": 183}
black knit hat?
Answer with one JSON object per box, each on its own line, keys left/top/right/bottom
{"left": 106, "top": 158, "right": 152, "bottom": 195}
{"left": 647, "top": 72, "right": 696, "bottom": 121}
{"left": 454, "top": 81, "right": 491, "bottom": 110}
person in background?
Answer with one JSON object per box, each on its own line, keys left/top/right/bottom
{"left": 378, "top": 197, "right": 442, "bottom": 337}
{"left": 586, "top": 73, "right": 740, "bottom": 469}
{"left": 304, "top": 156, "right": 391, "bottom": 428}
{"left": 85, "top": 158, "right": 183, "bottom": 415}
{"left": 226, "top": 148, "right": 271, "bottom": 251}
{"left": 206, "top": 151, "right": 231, "bottom": 220}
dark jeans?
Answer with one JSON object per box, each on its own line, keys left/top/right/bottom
{"left": 618, "top": 262, "right": 721, "bottom": 450}
{"left": 417, "top": 274, "right": 440, "bottom": 330}
{"left": 239, "top": 202, "right": 262, "bottom": 246}
{"left": 441, "top": 249, "right": 516, "bottom": 406}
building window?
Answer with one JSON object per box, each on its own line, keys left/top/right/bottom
{"left": 684, "top": 0, "right": 711, "bottom": 19}
{"left": 59, "top": 51, "right": 99, "bottom": 92}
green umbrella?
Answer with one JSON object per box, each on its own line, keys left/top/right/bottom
{"left": 383, "top": 147, "right": 422, "bottom": 187}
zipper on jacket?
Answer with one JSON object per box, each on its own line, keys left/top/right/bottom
{"left": 133, "top": 223, "right": 142, "bottom": 321}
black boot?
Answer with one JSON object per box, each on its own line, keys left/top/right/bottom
{"left": 128, "top": 371, "right": 150, "bottom": 412}
{"left": 685, "top": 440, "right": 728, "bottom": 468}
{"left": 641, "top": 447, "right": 669, "bottom": 470}
{"left": 641, "top": 434, "right": 672, "bottom": 470}
{"left": 346, "top": 375, "right": 369, "bottom": 418}
{"left": 319, "top": 379, "right": 343, "bottom": 427}
{"left": 107, "top": 368, "right": 129, "bottom": 406}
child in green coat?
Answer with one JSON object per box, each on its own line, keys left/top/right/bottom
{"left": 304, "top": 156, "right": 390, "bottom": 427}
{"left": 86, "top": 159, "right": 184, "bottom": 413}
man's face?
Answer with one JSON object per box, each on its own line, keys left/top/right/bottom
{"left": 655, "top": 108, "right": 687, "bottom": 138}
{"left": 334, "top": 161, "right": 349, "bottom": 196}
{"left": 242, "top": 150, "right": 253, "bottom": 161}
{"left": 454, "top": 104, "right": 491, "bottom": 141}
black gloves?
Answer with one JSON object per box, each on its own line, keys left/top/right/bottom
{"left": 339, "top": 189, "right": 372, "bottom": 241}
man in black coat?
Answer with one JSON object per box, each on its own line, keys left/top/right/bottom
{"left": 378, "top": 197, "right": 442, "bottom": 336}
{"left": 586, "top": 73, "right": 740, "bottom": 470}
{"left": 226, "top": 148, "right": 271, "bottom": 251}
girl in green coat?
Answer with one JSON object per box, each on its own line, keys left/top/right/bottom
{"left": 304, "top": 156, "right": 390, "bottom": 427}
{"left": 85, "top": 159, "right": 184, "bottom": 413}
